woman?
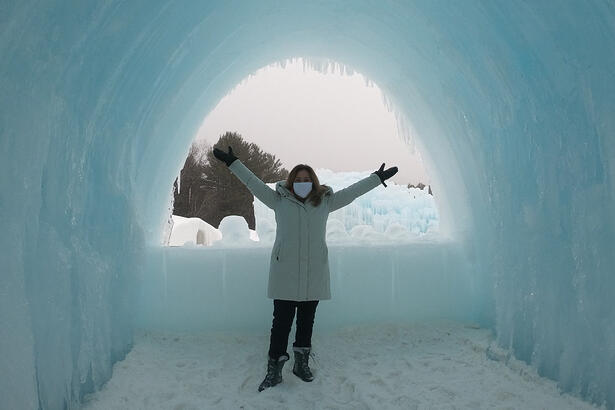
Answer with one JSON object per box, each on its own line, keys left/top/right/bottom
{"left": 213, "top": 146, "right": 398, "bottom": 392}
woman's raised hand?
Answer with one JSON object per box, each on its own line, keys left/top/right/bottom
{"left": 373, "top": 163, "right": 398, "bottom": 187}
{"left": 213, "top": 146, "right": 238, "bottom": 166}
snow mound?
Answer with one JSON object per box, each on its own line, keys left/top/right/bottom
{"left": 169, "top": 216, "right": 222, "bottom": 246}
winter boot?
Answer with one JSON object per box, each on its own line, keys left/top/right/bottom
{"left": 258, "top": 353, "right": 289, "bottom": 392}
{"left": 292, "top": 347, "right": 314, "bottom": 382}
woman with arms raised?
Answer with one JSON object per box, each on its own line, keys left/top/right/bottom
{"left": 212, "top": 145, "right": 398, "bottom": 392}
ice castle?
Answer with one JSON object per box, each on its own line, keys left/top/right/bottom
{"left": 1, "top": 1, "right": 614, "bottom": 408}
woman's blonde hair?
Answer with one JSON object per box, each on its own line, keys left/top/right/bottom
{"left": 285, "top": 164, "right": 329, "bottom": 206}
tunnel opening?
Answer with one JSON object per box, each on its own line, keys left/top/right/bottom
{"left": 136, "top": 58, "right": 480, "bottom": 336}
{"left": 163, "top": 58, "right": 441, "bottom": 248}
{"left": 6, "top": 2, "right": 612, "bottom": 408}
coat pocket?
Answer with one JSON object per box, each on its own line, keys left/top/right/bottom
{"left": 273, "top": 243, "right": 282, "bottom": 261}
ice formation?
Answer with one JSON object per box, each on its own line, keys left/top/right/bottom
{"left": 1, "top": 2, "right": 614, "bottom": 409}
{"left": 171, "top": 168, "right": 438, "bottom": 247}
{"left": 253, "top": 168, "right": 439, "bottom": 245}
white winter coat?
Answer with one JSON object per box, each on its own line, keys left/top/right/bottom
{"left": 229, "top": 160, "right": 381, "bottom": 301}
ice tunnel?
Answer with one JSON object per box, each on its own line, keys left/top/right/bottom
{"left": 1, "top": 1, "right": 615, "bottom": 409}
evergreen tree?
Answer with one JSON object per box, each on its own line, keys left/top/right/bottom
{"left": 173, "top": 140, "right": 209, "bottom": 217}
{"left": 173, "top": 132, "right": 288, "bottom": 230}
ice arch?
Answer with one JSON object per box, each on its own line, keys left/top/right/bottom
{"left": 1, "top": 1, "right": 614, "bottom": 409}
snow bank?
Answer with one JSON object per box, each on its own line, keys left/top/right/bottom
{"left": 169, "top": 215, "right": 258, "bottom": 247}
{"left": 168, "top": 215, "right": 222, "bottom": 246}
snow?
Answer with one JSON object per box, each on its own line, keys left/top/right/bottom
{"left": 82, "top": 322, "right": 600, "bottom": 410}
{"left": 168, "top": 215, "right": 222, "bottom": 246}
{"left": 168, "top": 215, "right": 259, "bottom": 247}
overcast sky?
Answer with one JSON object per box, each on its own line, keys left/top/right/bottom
{"left": 195, "top": 59, "right": 429, "bottom": 185}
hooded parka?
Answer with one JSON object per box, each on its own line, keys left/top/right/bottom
{"left": 228, "top": 160, "right": 382, "bottom": 301}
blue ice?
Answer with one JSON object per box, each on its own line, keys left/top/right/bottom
{"left": 1, "top": 1, "right": 614, "bottom": 409}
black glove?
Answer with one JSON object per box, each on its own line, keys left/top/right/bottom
{"left": 372, "top": 163, "right": 398, "bottom": 187}
{"left": 213, "top": 146, "right": 238, "bottom": 166}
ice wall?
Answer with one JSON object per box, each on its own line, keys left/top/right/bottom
{"left": 2, "top": 1, "right": 615, "bottom": 409}
{"left": 137, "top": 243, "right": 479, "bottom": 332}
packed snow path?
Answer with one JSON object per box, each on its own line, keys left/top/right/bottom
{"left": 83, "top": 322, "right": 597, "bottom": 410}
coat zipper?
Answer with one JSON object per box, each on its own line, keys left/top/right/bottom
{"left": 306, "top": 232, "right": 309, "bottom": 300}
{"left": 297, "top": 207, "right": 301, "bottom": 298}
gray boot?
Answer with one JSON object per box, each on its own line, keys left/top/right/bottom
{"left": 292, "top": 347, "right": 314, "bottom": 382}
{"left": 258, "top": 353, "right": 289, "bottom": 392}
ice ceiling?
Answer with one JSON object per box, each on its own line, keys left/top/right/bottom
{"left": 1, "top": 1, "right": 614, "bottom": 409}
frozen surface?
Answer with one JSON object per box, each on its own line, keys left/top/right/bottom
{"left": 82, "top": 323, "right": 599, "bottom": 410}
{"left": 253, "top": 169, "right": 438, "bottom": 245}
{"left": 136, "top": 244, "right": 485, "bottom": 332}
{"left": 2, "top": 1, "right": 615, "bottom": 409}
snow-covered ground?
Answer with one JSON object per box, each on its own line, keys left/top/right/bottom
{"left": 82, "top": 322, "right": 598, "bottom": 410}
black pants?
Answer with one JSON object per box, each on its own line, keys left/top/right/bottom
{"left": 268, "top": 299, "right": 319, "bottom": 360}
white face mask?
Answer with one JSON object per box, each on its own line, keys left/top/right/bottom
{"left": 293, "top": 182, "right": 313, "bottom": 198}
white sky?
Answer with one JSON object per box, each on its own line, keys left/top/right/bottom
{"left": 195, "top": 59, "right": 429, "bottom": 185}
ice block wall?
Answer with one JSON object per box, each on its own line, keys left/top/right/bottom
{"left": 1, "top": 1, "right": 614, "bottom": 409}
{"left": 136, "top": 242, "right": 479, "bottom": 332}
